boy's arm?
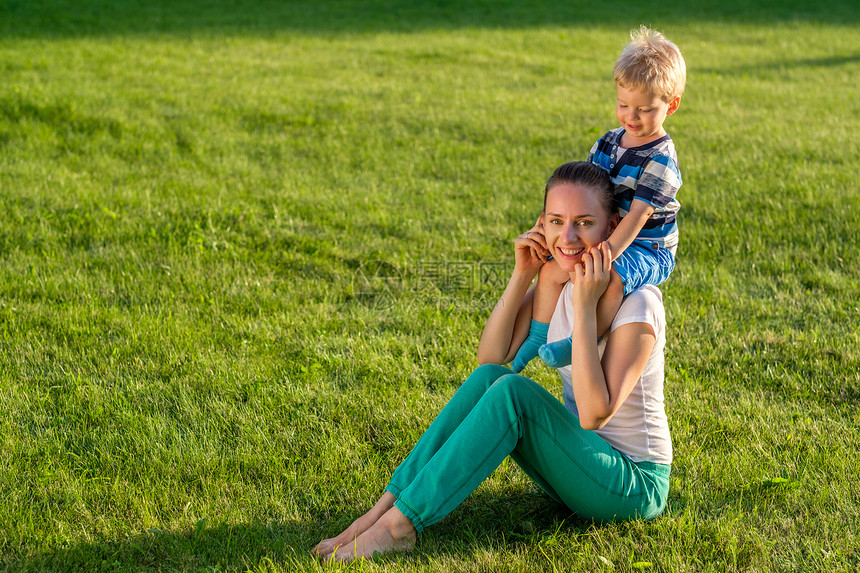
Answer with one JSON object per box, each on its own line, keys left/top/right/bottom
{"left": 605, "top": 199, "right": 654, "bottom": 260}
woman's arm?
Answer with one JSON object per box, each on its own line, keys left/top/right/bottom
{"left": 477, "top": 272, "right": 536, "bottom": 365}
{"left": 568, "top": 243, "right": 656, "bottom": 430}
{"left": 477, "top": 219, "right": 549, "bottom": 365}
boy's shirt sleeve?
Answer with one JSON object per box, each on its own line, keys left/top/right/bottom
{"left": 633, "top": 154, "right": 682, "bottom": 209}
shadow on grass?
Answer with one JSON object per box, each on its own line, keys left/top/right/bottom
{"left": 2, "top": 0, "right": 858, "bottom": 39}
{"left": 698, "top": 54, "right": 860, "bottom": 76}
{"left": 11, "top": 492, "right": 586, "bottom": 571}
{"left": 11, "top": 519, "right": 321, "bottom": 572}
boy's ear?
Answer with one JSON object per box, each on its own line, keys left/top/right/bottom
{"left": 666, "top": 96, "right": 681, "bottom": 116}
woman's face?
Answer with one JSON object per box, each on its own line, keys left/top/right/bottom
{"left": 542, "top": 183, "right": 616, "bottom": 273}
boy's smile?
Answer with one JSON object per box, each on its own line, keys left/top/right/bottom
{"left": 615, "top": 85, "right": 680, "bottom": 148}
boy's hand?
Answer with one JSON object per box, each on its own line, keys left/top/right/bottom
{"left": 514, "top": 216, "right": 550, "bottom": 275}
{"left": 571, "top": 242, "right": 612, "bottom": 309}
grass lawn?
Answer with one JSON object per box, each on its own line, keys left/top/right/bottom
{"left": 1, "top": 0, "right": 859, "bottom": 571}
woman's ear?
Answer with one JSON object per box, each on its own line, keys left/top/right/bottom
{"left": 607, "top": 213, "right": 620, "bottom": 236}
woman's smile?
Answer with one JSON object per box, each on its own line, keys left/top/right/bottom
{"left": 559, "top": 247, "right": 584, "bottom": 255}
{"left": 556, "top": 246, "right": 585, "bottom": 259}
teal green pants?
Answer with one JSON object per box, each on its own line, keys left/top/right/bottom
{"left": 386, "top": 364, "right": 670, "bottom": 533}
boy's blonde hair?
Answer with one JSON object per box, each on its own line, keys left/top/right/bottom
{"left": 614, "top": 26, "right": 686, "bottom": 102}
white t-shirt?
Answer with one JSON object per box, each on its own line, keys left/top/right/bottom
{"left": 547, "top": 283, "right": 672, "bottom": 464}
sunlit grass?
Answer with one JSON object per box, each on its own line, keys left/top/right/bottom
{"left": 1, "top": 1, "right": 859, "bottom": 571}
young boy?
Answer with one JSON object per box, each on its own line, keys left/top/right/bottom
{"left": 512, "top": 26, "right": 686, "bottom": 371}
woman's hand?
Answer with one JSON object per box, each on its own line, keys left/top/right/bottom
{"left": 570, "top": 241, "right": 612, "bottom": 310}
{"left": 514, "top": 217, "right": 550, "bottom": 276}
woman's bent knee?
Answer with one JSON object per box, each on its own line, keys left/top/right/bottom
{"left": 489, "top": 373, "right": 543, "bottom": 402}
{"left": 458, "top": 363, "right": 516, "bottom": 395}
{"left": 470, "top": 363, "right": 514, "bottom": 383}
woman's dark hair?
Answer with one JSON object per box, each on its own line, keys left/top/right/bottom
{"left": 543, "top": 161, "right": 617, "bottom": 215}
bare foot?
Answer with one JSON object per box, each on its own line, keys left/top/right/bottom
{"left": 329, "top": 506, "right": 416, "bottom": 563}
{"left": 313, "top": 492, "right": 396, "bottom": 558}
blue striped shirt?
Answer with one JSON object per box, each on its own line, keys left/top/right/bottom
{"left": 588, "top": 128, "right": 682, "bottom": 253}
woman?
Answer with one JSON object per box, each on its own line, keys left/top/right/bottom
{"left": 313, "top": 162, "right": 672, "bottom": 562}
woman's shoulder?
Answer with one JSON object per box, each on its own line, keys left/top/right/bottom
{"left": 613, "top": 285, "right": 665, "bottom": 332}
{"left": 626, "top": 284, "right": 664, "bottom": 307}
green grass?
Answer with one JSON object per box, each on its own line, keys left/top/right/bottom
{"left": 1, "top": 0, "right": 859, "bottom": 571}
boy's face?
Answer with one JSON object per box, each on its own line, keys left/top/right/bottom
{"left": 615, "top": 84, "right": 680, "bottom": 147}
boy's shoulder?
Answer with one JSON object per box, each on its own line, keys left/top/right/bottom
{"left": 589, "top": 128, "right": 624, "bottom": 154}
{"left": 599, "top": 130, "right": 678, "bottom": 160}
{"left": 652, "top": 133, "right": 677, "bottom": 154}
{"left": 596, "top": 127, "right": 625, "bottom": 142}
{"left": 594, "top": 128, "right": 677, "bottom": 151}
